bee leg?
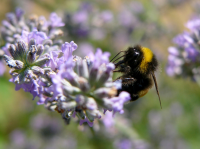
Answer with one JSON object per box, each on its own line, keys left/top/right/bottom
{"left": 114, "top": 65, "right": 131, "bottom": 73}
{"left": 122, "top": 77, "right": 136, "bottom": 86}
{"left": 114, "top": 60, "right": 124, "bottom": 68}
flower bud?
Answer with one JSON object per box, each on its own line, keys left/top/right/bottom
{"left": 36, "top": 44, "right": 44, "bottom": 56}
{"left": 26, "top": 45, "right": 37, "bottom": 64}
{"left": 33, "top": 54, "right": 50, "bottom": 66}
{"left": 16, "top": 40, "right": 27, "bottom": 59}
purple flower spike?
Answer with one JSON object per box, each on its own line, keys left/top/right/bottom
{"left": 185, "top": 46, "right": 200, "bottom": 61}
{"left": 167, "top": 15, "right": 200, "bottom": 81}
{"left": 3, "top": 29, "right": 56, "bottom": 100}
{"left": 45, "top": 47, "right": 130, "bottom": 127}
{"left": 1, "top": 8, "right": 134, "bottom": 127}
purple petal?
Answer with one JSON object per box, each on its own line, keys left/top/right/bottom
{"left": 15, "top": 8, "right": 24, "bottom": 20}
{"left": 168, "top": 47, "right": 180, "bottom": 56}
{"left": 27, "top": 29, "right": 48, "bottom": 44}
{"left": 102, "top": 111, "right": 115, "bottom": 128}
{"left": 61, "top": 41, "right": 77, "bottom": 61}
{"left": 110, "top": 91, "right": 130, "bottom": 113}
{"left": 72, "top": 10, "right": 88, "bottom": 24}
{"left": 79, "top": 118, "right": 93, "bottom": 127}
{"left": 186, "top": 17, "right": 200, "bottom": 31}
{"left": 49, "top": 12, "right": 65, "bottom": 27}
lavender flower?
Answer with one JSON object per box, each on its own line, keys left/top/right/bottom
{"left": 1, "top": 8, "right": 28, "bottom": 43}
{"left": 166, "top": 16, "right": 200, "bottom": 83}
{"left": 2, "top": 8, "right": 131, "bottom": 127}
{"left": 30, "top": 114, "right": 62, "bottom": 138}
{"left": 3, "top": 28, "right": 130, "bottom": 127}
{"left": 3, "top": 30, "right": 54, "bottom": 99}
{"left": 45, "top": 48, "right": 130, "bottom": 126}
{"left": 1, "top": 8, "right": 64, "bottom": 45}
{"left": 0, "top": 8, "right": 65, "bottom": 76}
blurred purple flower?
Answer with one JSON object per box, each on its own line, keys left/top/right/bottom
{"left": 172, "top": 32, "right": 193, "bottom": 48}
{"left": 167, "top": 16, "right": 200, "bottom": 81}
{"left": 130, "top": 2, "right": 144, "bottom": 14}
{"left": 185, "top": 46, "right": 200, "bottom": 61}
{"left": 0, "top": 61, "right": 6, "bottom": 76}
{"left": 9, "top": 130, "right": 26, "bottom": 147}
{"left": 75, "top": 42, "right": 94, "bottom": 57}
{"left": 15, "top": 7, "right": 24, "bottom": 19}
{"left": 1, "top": 8, "right": 64, "bottom": 46}
{"left": 166, "top": 48, "right": 184, "bottom": 77}
{"left": 99, "top": 11, "right": 113, "bottom": 23}
{"left": 102, "top": 111, "right": 115, "bottom": 127}
{"left": 72, "top": 10, "right": 89, "bottom": 24}
{"left": 186, "top": 17, "right": 200, "bottom": 31}
{"left": 49, "top": 12, "right": 65, "bottom": 27}
{"left": 115, "top": 139, "right": 132, "bottom": 149}
{"left": 30, "top": 114, "right": 62, "bottom": 138}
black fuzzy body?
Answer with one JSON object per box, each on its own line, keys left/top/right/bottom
{"left": 114, "top": 45, "right": 158, "bottom": 101}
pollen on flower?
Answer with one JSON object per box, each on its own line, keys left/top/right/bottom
{"left": 108, "top": 87, "right": 117, "bottom": 97}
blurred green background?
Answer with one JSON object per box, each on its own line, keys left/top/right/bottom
{"left": 0, "top": 0, "right": 200, "bottom": 149}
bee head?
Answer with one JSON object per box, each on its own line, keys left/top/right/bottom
{"left": 124, "top": 45, "right": 143, "bottom": 68}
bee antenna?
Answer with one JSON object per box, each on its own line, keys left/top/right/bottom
{"left": 110, "top": 50, "right": 125, "bottom": 62}
{"left": 112, "top": 55, "right": 126, "bottom": 63}
{"left": 151, "top": 72, "right": 162, "bottom": 109}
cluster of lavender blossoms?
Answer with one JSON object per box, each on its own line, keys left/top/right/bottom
{"left": 1, "top": 8, "right": 131, "bottom": 127}
{"left": 166, "top": 16, "right": 200, "bottom": 84}
{"left": 0, "top": 8, "right": 64, "bottom": 76}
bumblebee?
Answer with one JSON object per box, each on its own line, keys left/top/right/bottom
{"left": 111, "top": 45, "right": 162, "bottom": 108}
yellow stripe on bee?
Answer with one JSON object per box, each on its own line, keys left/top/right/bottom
{"left": 139, "top": 47, "right": 153, "bottom": 73}
{"left": 138, "top": 89, "right": 149, "bottom": 97}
